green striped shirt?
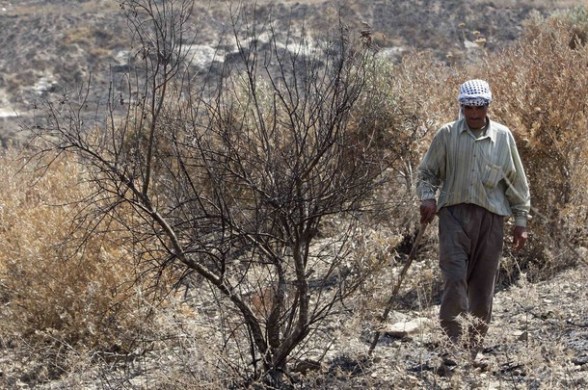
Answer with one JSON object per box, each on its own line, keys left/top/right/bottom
{"left": 416, "top": 118, "right": 531, "bottom": 226}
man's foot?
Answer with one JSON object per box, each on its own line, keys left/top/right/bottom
{"left": 436, "top": 360, "right": 457, "bottom": 377}
{"left": 437, "top": 352, "right": 459, "bottom": 377}
{"left": 441, "top": 355, "right": 458, "bottom": 367}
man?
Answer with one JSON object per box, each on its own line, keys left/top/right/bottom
{"left": 416, "top": 79, "right": 530, "bottom": 361}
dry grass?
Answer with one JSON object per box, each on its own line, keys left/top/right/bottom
{"left": 1, "top": 3, "right": 588, "bottom": 390}
{"left": 0, "top": 151, "right": 148, "bottom": 365}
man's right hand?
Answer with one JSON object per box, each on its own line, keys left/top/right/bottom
{"left": 420, "top": 199, "right": 437, "bottom": 224}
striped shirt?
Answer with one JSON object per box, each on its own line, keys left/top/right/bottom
{"left": 416, "top": 118, "right": 531, "bottom": 226}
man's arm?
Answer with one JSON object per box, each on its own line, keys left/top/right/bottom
{"left": 505, "top": 132, "right": 531, "bottom": 250}
{"left": 416, "top": 127, "right": 447, "bottom": 224}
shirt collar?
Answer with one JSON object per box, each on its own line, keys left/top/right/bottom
{"left": 458, "top": 117, "right": 496, "bottom": 142}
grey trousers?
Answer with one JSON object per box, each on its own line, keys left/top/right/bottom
{"left": 438, "top": 204, "right": 504, "bottom": 347}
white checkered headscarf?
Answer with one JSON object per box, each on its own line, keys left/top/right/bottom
{"left": 457, "top": 79, "right": 492, "bottom": 106}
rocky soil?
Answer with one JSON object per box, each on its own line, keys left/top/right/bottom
{"left": 0, "top": 1, "right": 587, "bottom": 389}
{"left": 1, "top": 261, "right": 587, "bottom": 388}
{"left": 0, "top": 0, "right": 581, "bottom": 142}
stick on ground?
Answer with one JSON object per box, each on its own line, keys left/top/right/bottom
{"left": 368, "top": 222, "right": 429, "bottom": 356}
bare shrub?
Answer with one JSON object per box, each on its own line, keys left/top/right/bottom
{"left": 481, "top": 9, "right": 588, "bottom": 278}
{"left": 382, "top": 8, "right": 588, "bottom": 283}
{"left": 23, "top": 0, "right": 420, "bottom": 386}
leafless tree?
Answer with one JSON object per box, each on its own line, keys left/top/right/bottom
{"left": 27, "top": 0, "right": 411, "bottom": 386}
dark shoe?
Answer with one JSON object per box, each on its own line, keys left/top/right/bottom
{"left": 437, "top": 352, "right": 459, "bottom": 377}
{"left": 436, "top": 361, "right": 457, "bottom": 377}
{"left": 439, "top": 351, "right": 459, "bottom": 366}
{"left": 442, "top": 356, "right": 458, "bottom": 367}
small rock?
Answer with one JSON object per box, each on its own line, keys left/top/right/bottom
{"left": 383, "top": 318, "right": 430, "bottom": 338}
{"left": 292, "top": 359, "right": 322, "bottom": 374}
{"left": 572, "top": 356, "right": 588, "bottom": 366}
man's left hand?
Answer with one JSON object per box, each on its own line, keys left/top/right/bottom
{"left": 513, "top": 226, "right": 528, "bottom": 251}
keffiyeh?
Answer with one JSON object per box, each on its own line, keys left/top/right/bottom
{"left": 457, "top": 79, "right": 492, "bottom": 106}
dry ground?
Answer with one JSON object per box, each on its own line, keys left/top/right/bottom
{"left": 1, "top": 260, "right": 587, "bottom": 389}
{"left": 1, "top": 1, "right": 587, "bottom": 389}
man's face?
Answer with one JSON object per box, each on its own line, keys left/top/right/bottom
{"left": 462, "top": 104, "right": 489, "bottom": 130}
